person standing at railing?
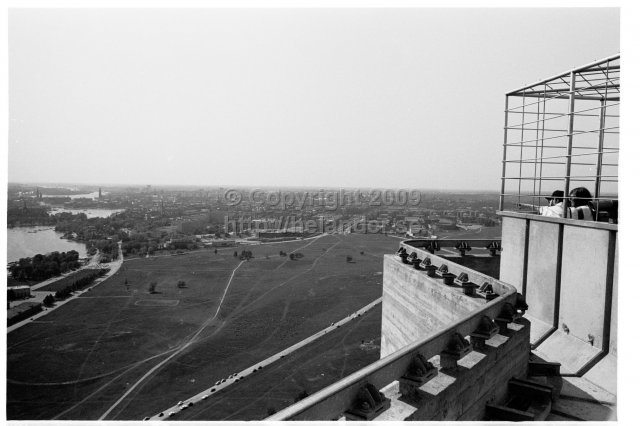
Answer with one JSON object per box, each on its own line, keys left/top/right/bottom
{"left": 567, "top": 187, "right": 594, "bottom": 221}
{"left": 517, "top": 190, "right": 564, "bottom": 217}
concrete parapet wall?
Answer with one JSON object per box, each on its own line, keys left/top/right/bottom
{"left": 381, "top": 255, "right": 485, "bottom": 358}
{"left": 442, "top": 255, "right": 502, "bottom": 279}
{"left": 268, "top": 247, "right": 519, "bottom": 421}
{"left": 560, "top": 225, "right": 610, "bottom": 348}
{"left": 498, "top": 212, "right": 617, "bottom": 352}
{"left": 395, "top": 319, "right": 530, "bottom": 421}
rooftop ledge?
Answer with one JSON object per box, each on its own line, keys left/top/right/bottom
{"left": 498, "top": 211, "right": 618, "bottom": 231}
{"left": 267, "top": 245, "right": 521, "bottom": 421}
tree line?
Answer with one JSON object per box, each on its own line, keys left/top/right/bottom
{"left": 9, "top": 250, "right": 81, "bottom": 282}
{"left": 50, "top": 268, "right": 108, "bottom": 301}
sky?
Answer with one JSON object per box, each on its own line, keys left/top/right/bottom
{"left": 8, "top": 7, "right": 620, "bottom": 191}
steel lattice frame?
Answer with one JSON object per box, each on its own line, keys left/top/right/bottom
{"left": 499, "top": 54, "right": 620, "bottom": 218}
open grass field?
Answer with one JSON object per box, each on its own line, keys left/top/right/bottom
{"left": 37, "top": 268, "right": 106, "bottom": 292}
{"left": 174, "top": 304, "right": 382, "bottom": 421}
{"left": 7, "top": 233, "right": 399, "bottom": 420}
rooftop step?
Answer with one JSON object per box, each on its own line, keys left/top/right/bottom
{"left": 485, "top": 378, "right": 554, "bottom": 421}
{"left": 533, "top": 330, "right": 602, "bottom": 375}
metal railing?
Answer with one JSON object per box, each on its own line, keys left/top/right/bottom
{"left": 266, "top": 243, "right": 518, "bottom": 421}
{"left": 499, "top": 54, "right": 619, "bottom": 222}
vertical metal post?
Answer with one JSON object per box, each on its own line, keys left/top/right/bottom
{"left": 602, "top": 230, "right": 617, "bottom": 353}
{"left": 533, "top": 97, "right": 540, "bottom": 206}
{"left": 499, "top": 95, "right": 510, "bottom": 211}
{"left": 553, "top": 224, "right": 564, "bottom": 329}
{"left": 521, "top": 218, "right": 530, "bottom": 298}
{"left": 563, "top": 72, "right": 577, "bottom": 218}
{"left": 595, "top": 98, "right": 606, "bottom": 201}
{"left": 518, "top": 95, "right": 526, "bottom": 205}
{"left": 537, "top": 85, "right": 548, "bottom": 203}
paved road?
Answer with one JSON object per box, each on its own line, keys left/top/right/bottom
{"left": 8, "top": 250, "right": 102, "bottom": 311}
{"left": 7, "top": 243, "right": 124, "bottom": 334}
{"left": 148, "top": 297, "right": 382, "bottom": 421}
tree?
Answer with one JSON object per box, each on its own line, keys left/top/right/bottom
{"left": 290, "top": 253, "right": 295, "bottom": 260}
{"left": 214, "top": 249, "right": 218, "bottom": 254}
{"left": 234, "top": 251, "right": 238, "bottom": 257}
{"left": 177, "top": 280, "right": 187, "bottom": 288}
{"left": 148, "top": 281, "right": 157, "bottom": 293}
{"left": 43, "top": 294, "right": 55, "bottom": 307}
{"left": 346, "top": 255, "right": 353, "bottom": 263}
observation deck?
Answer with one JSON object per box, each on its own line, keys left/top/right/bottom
{"left": 267, "top": 55, "right": 619, "bottom": 421}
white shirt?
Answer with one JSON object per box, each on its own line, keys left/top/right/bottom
{"left": 538, "top": 203, "right": 594, "bottom": 220}
{"left": 539, "top": 202, "right": 564, "bottom": 218}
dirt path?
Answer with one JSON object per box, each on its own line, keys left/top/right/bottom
{"left": 98, "top": 259, "right": 246, "bottom": 420}
{"left": 152, "top": 297, "right": 382, "bottom": 421}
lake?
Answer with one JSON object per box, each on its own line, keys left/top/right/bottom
{"left": 6, "top": 227, "right": 87, "bottom": 264}
{"left": 42, "top": 191, "right": 103, "bottom": 200}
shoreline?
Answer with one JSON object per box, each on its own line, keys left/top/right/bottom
{"left": 6, "top": 226, "right": 89, "bottom": 266}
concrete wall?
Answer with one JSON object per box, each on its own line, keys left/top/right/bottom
{"left": 405, "top": 319, "right": 531, "bottom": 421}
{"left": 381, "top": 256, "right": 485, "bottom": 358}
{"left": 498, "top": 212, "right": 617, "bottom": 351}
{"left": 610, "top": 240, "right": 618, "bottom": 356}
{"left": 499, "top": 217, "right": 527, "bottom": 294}
{"left": 525, "top": 220, "right": 560, "bottom": 326}
{"left": 559, "top": 225, "right": 610, "bottom": 348}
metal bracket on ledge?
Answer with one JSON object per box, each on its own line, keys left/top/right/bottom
{"left": 495, "top": 303, "right": 517, "bottom": 333}
{"left": 435, "top": 264, "right": 448, "bottom": 277}
{"left": 401, "top": 353, "right": 438, "bottom": 386}
{"left": 440, "top": 332, "right": 472, "bottom": 369}
{"left": 470, "top": 315, "right": 499, "bottom": 349}
{"left": 344, "top": 382, "right": 391, "bottom": 421}
{"left": 486, "top": 241, "right": 502, "bottom": 256}
{"left": 412, "top": 257, "right": 422, "bottom": 269}
{"left": 455, "top": 241, "right": 472, "bottom": 256}
{"left": 454, "top": 272, "right": 469, "bottom": 284}
{"left": 478, "top": 282, "right": 499, "bottom": 301}
{"left": 425, "top": 241, "right": 440, "bottom": 254}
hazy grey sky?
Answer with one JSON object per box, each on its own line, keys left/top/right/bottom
{"left": 8, "top": 8, "right": 619, "bottom": 190}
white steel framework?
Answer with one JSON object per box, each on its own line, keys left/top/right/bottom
{"left": 499, "top": 54, "right": 619, "bottom": 220}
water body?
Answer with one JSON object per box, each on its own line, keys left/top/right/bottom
{"left": 43, "top": 191, "right": 103, "bottom": 200}
{"left": 6, "top": 227, "right": 87, "bottom": 264}
{"left": 49, "top": 207, "right": 124, "bottom": 219}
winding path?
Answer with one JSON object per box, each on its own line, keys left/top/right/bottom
{"left": 151, "top": 296, "right": 382, "bottom": 421}
{"left": 98, "top": 259, "right": 246, "bottom": 420}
